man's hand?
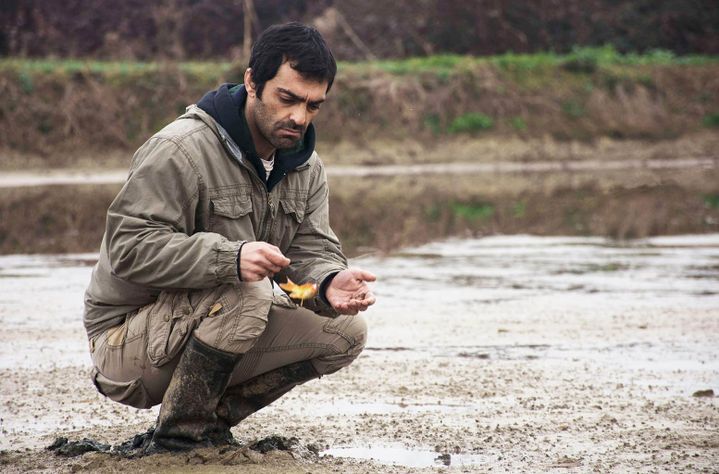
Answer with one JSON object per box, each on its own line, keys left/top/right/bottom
{"left": 325, "top": 268, "right": 377, "bottom": 315}
{"left": 240, "top": 242, "right": 290, "bottom": 281}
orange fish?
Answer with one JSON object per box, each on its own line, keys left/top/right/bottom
{"left": 279, "top": 278, "right": 318, "bottom": 306}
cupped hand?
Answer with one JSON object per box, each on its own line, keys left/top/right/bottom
{"left": 325, "top": 268, "right": 377, "bottom": 315}
{"left": 240, "top": 242, "right": 290, "bottom": 281}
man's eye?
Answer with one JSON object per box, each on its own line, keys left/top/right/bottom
{"left": 308, "top": 103, "right": 321, "bottom": 111}
{"left": 280, "top": 96, "right": 294, "bottom": 104}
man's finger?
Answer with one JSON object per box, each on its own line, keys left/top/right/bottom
{"left": 361, "top": 294, "right": 376, "bottom": 306}
{"left": 256, "top": 259, "right": 282, "bottom": 274}
{"left": 243, "top": 262, "right": 270, "bottom": 281}
{"left": 352, "top": 269, "right": 376, "bottom": 282}
{"left": 263, "top": 248, "right": 291, "bottom": 267}
{"left": 352, "top": 291, "right": 375, "bottom": 305}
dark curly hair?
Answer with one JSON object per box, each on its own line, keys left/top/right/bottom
{"left": 249, "top": 22, "right": 337, "bottom": 98}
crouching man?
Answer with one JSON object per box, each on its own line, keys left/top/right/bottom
{"left": 83, "top": 22, "right": 375, "bottom": 451}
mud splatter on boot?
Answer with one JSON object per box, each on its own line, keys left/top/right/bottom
{"left": 216, "top": 360, "right": 319, "bottom": 427}
{"left": 148, "top": 335, "right": 241, "bottom": 452}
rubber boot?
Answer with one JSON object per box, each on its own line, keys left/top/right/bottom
{"left": 148, "top": 334, "right": 240, "bottom": 452}
{"left": 216, "top": 360, "right": 319, "bottom": 427}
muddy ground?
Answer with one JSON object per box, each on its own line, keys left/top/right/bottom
{"left": 1, "top": 235, "right": 718, "bottom": 472}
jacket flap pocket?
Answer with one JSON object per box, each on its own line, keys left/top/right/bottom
{"left": 280, "top": 198, "right": 305, "bottom": 222}
{"left": 212, "top": 196, "right": 252, "bottom": 219}
{"left": 147, "top": 292, "right": 192, "bottom": 367}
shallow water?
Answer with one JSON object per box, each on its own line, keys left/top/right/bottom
{"left": 1, "top": 235, "right": 718, "bottom": 463}
{"left": 2, "top": 235, "right": 717, "bottom": 371}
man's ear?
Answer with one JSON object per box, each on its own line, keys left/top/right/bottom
{"left": 244, "top": 68, "right": 257, "bottom": 98}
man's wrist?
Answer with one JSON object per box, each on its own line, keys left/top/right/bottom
{"left": 319, "top": 271, "right": 340, "bottom": 305}
{"left": 236, "top": 241, "right": 247, "bottom": 282}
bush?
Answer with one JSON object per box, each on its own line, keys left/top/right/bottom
{"left": 448, "top": 113, "right": 494, "bottom": 134}
{"left": 451, "top": 202, "right": 495, "bottom": 221}
{"left": 702, "top": 113, "right": 719, "bottom": 128}
{"left": 510, "top": 117, "right": 527, "bottom": 131}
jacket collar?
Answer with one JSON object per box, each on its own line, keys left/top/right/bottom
{"left": 196, "top": 83, "right": 316, "bottom": 191}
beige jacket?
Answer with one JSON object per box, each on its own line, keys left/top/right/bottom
{"left": 84, "top": 106, "right": 347, "bottom": 338}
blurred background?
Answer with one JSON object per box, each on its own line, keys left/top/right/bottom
{"left": 0, "top": 0, "right": 718, "bottom": 255}
{"left": 1, "top": 3, "right": 718, "bottom": 470}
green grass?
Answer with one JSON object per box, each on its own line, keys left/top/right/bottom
{"left": 513, "top": 201, "right": 527, "bottom": 218}
{"left": 0, "top": 58, "right": 232, "bottom": 81}
{"left": 341, "top": 54, "right": 471, "bottom": 75}
{"left": 423, "top": 114, "right": 442, "bottom": 135}
{"left": 2, "top": 47, "right": 715, "bottom": 80}
{"left": 18, "top": 71, "right": 33, "bottom": 93}
{"left": 702, "top": 113, "right": 719, "bottom": 128}
{"left": 561, "top": 100, "right": 585, "bottom": 118}
{"left": 492, "top": 45, "right": 716, "bottom": 71}
{"left": 704, "top": 194, "right": 719, "bottom": 209}
{"left": 509, "top": 116, "right": 527, "bottom": 131}
{"left": 448, "top": 112, "right": 494, "bottom": 134}
{"left": 451, "top": 202, "right": 495, "bottom": 221}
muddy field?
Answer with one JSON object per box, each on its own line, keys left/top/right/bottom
{"left": 0, "top": 234, "right": 717, "bottom": 472}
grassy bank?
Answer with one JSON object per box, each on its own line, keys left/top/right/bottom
{"left": 1, "top": 47, "right": 718, "bottom": 168}
{"left": 1, "top": 166, "right": 717, "bottom": 256}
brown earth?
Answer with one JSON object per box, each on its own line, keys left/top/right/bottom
{"left": 2, "top": 60, "right": 718, "bottom": 166}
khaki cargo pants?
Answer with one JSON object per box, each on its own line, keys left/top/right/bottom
{"left": 89, "top": 279, "right": 367, "bottom": 409}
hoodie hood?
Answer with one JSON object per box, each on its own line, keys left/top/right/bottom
{"left": 196, "top": 83, "right": 316, "bottom": 192}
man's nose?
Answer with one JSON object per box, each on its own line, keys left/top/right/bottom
{"left": 289, "top": 104, "right": 308, "bottom": 127}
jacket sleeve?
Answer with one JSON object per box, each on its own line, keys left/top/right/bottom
{"left": 106, "top": 137, "right": 241, "bottom": 288}
{"left": 281, "top": 158, "right": 348, "bottom": 317}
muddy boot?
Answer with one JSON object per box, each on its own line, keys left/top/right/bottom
{"left": 216, "top": 360, "right": 319, "bottom": 427}
{"left": 148, "top": 335, "right": 240, "bottom": 452}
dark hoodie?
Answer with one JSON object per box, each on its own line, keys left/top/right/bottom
{"left": 196, "top": 83, "right": 316, "bottom": 192}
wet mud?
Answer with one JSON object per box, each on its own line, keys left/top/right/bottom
{"left": 1, "top": 235, "right": 718, "bottom": 472}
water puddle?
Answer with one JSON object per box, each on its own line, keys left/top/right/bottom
{"left": 322, "top": 444, "right": 486, "bottom": 468}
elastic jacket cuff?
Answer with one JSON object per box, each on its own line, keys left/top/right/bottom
{"left": 214, "top": 240, "right": 244, "bottom": 284}
{"left": 236, "top": 241, "right": 247, "bottom": 282}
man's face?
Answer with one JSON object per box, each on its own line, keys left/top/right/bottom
{"left": 245, "top": 62, "right": 328, "bottom": 152}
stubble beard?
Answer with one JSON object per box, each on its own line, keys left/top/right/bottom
{"left": 253, "top": 99, "right": 306, "bottom": 151}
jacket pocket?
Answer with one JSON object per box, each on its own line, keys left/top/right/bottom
{"left": 146, "top": 292, "right": 193, "bottom": 367}
{"left": 279, "top": 197, "right": 305, "bottom": 223}
{"left": 91, "top": 367, "right": 154, "bottom": 409}
{"left": 211, "top": 195, "right": 253, "bottom": 219}
{"left": 275, "top": 197, "right": 306, "bottom": 250}
{"left": 210, "top": 195, "right": 254, "bottom": 240}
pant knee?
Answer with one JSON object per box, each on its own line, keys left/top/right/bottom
{"left": 195, "top": 280, "right": 273, "bottom": 354}
{"left": 344, "top": 314, "right": 368, "bottom": 356}
{"left": 314, "top": 314, "right": 368, "bottom": 375}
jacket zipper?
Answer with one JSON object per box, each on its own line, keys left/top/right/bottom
{"left": 234, "top": 154, "right": 274, "bottom": 243}
{"left": 220, "top": 132, "right": 306, "bottom": 244}
{"left": 260, "top": 190, "right": 274, "bottom": 243}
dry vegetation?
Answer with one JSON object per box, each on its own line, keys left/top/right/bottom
{"left": 1, "top": 50, "right": 718, "bottom": 168}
